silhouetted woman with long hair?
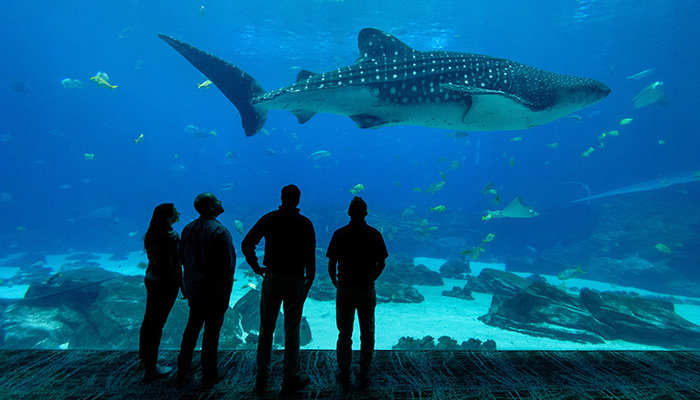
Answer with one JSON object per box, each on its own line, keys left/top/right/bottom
{"left": 140, "top": 203, "right": 182, "bottom": 382}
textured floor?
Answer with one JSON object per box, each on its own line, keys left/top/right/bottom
{"left": 0, "top": 350, "right": 699, "bottom": 399}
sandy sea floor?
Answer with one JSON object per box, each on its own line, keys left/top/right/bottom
{"left": 2, "top": 252, "right": 700, "bottom": 351}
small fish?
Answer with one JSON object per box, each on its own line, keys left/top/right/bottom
{"left": 401, "top": 206, "right": 415, "bottom": 220}
{"left": 557, "top": 265, "right": 585, "bottom": 281}
{"left": 128, "top": 231, "right": 138, "bottom": 237}
{"left": 599, "top": 132, "right": 607, "bottom": 141}
{"left": 606, "top": 130, "right": 619, "bottom": 137}
{"left": 309, "top": 150, "right": 331, "bottom": 160}
{"left": 626, "top": 68, "right": 653, "bottom": 80}
{"left": 413, "top": 187, "right": 422, "bottom": 192}
{"left": 483, "top": 233, "right": 495, "bottom": 243}
{"left": 482, "top": 213, "right": 493, "bottom": 221}
{"left": 349, "top": 183, "right": 365, "bottom": 195}
{"left": 430, "top": 205, "right": 446, "bottom": 212}
{"left": 197, "top": 79, "right": 212, "bottom": 89}
{"left": 241, "top": 282, "right": 257, "bottom": 290}
{"left": 658, "top": 140, "right": 666, "bottom": 145}
{"left": 480, "top": 183, "right": 494, "bottom": 194}
{"left": 427, "top": 181, "right": 445, "bottom": 194}
{"left": 234, "top": 220, "right": 245, "bottom": 235}
{"left": 547, "top": 143, "right": 559, "bottom": 149}
{"left": 580, "top": 147, "right": 594, "bottom": 157}
{"left": 225, "top": 151, "right": 237, "bottom": 159}
{"left": 654, "top": 243, "right": 672, "bottom": 254}
{"left": 620, "top": 118, "right": 633, "bottom": 125}
{"left": 200, "top": 5, "right": 205, "bottom": 18}
{"left": 509, "top": 157, "right": 515, "bottom": 167}
{"left": 135, "top": 133, "right": 144, "bottom": 144}
{"left": 439, "top": 171, "right": 447, "bottom": 181}
{"left": 448, "top": 160, "right": 461, "bottom": 170}
{"left": 510, "top": 137, "right": 522, "bottom": 142}
{"left": 565, "top": 115, "right": 583, "bottom": 121}
{"left": 90, "top": 75, "right": 117, "bottom": 90}
{"left": 84, "top": 153, "right": 95, "bottom": 160}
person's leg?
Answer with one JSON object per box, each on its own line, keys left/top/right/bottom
{"left": 139, "top": 279, "right": 155, "bottom": 367}
{"left": 178, "top": 301, "right": 205, "bottom": 374}
{"left": 141, "top": 280, "right": 178, "bottom": 371}
{"left": 335, "top": 284, "right": 356, "bottom": 378}
{"left": 281, "top": 277, "right": 305, "bottom": 379}
{"left": 257, "top": 275, "right": 282, "bottom": 382}
{"left": 356, "top": 288, "right": 376, "bottom": 379}
{"left": 201, "top": 294, "right": 230, "bottom": 380}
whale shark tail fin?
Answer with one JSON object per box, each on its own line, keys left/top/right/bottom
{"left": 158, "top": 34, "right": 267, "bottom": 136}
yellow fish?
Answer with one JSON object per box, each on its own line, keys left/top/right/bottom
{"left": 350, "top": 183, "right": 365, "bottom": 195}
{"left": 135, "top": 133, "right": 144, "bottom": 144}
{"left": 482, "top": 213, "right": 493, "bottom": 221}
{"left": 483, "top": 233, "right": 495, "bottom": 243}
{"left": 620, "top": 118, "right": 633, "bottom": 125}
{"left": 430, "top": 205, "right": 446, "bottom": 212}
{"left": 90, "top": 75, "right": 117, "bottom": 90}
{"left": 197, "top": 79, "right": 212, "bottom": 89}
{"left": 557, "top": 265, "right": 585, "bottom": 281}
{"left": 547, "top": 143, "right": 559, "bottom": 149}
{"left": 84, "top": 153, "right": 95, "bottom": 160}
{"left": 581, "top": 147, "right": 595, "bottom": 157}
{"left": 655, "top": 243, "right": 672, "bottom": 254}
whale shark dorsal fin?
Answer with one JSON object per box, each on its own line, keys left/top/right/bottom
{"left": 356, "top": 28, "right": 418, "bottom": 62}
{"left": 296, "top": 69, "right": 318, "bottom": 82}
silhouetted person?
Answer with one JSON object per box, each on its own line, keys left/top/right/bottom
{"left": 327, "top": 197, "right": 388, "bottom": 389}
{"left": 140, "top": 203, "right": 182, "bottom": 382}
{"left": 242, "top": 184, "right": 316, "bottom": 394}
{"left": 177, "top": 193, "right": 236, "bottom": 388}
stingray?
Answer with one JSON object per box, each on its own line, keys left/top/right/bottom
{"left": 632, "top": 81, "right": 668, "bottom": 109}
{"left": 487, "top": 195, "right": 539, "bottom": 219}
{"left": 570, "top": 171, "right": 700, "bottom": 203}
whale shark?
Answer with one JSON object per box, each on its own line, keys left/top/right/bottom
{"left": 159, "top": 28, "right": 610, "bottom": 137}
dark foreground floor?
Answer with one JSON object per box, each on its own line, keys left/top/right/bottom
{"left": 1, "top": 350, "right": 699, "bottom": 399}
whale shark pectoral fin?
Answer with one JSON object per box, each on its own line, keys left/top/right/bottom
{"left": 440, "top": 83, "right": 535, "bottom": 110}
{"left": 349, "top": 114, "right": 391, "bottom": 129}
{"left": 296, "top": 69, "right": 318, "bottom": 82}
{"left": 292, "top": 110, "right": 317, "bottom": 124}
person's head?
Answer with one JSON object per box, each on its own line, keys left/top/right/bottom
{"left": 194, "top": 192, "right": 224, "bottom": 217}
{"left": 144, "top": 203, "right": 179, "bottom": 250}
{"left": 280, "top": 184, "right": 301, "bottom": 207}
{"left": 348, "top": 196, "right": 368, "bottom": 220}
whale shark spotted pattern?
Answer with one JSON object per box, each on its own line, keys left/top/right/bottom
{"left": 159, "top": 28, "right": 610, "bottom": 137}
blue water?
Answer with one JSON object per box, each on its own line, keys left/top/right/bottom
{"left": 1, "top": 1, "right": 699, "bottom": 270}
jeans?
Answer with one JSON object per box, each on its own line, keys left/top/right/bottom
{"left": 139, "top": 279, "right": 179, "bottom": 371}
{"left": 336, "top": 282, "right": 376, "bottom": 376}
{"left": 178, "top": 292, "right": 231, "bottom": 378}
{"left": 257, "top": 273, "right": 306, "bottom": 379}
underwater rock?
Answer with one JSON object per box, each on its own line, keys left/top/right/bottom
{"left": 579, "top": 288, "right": 700, "bottom": 349}
{"left": 60, "top": 260, "right": 101, "bottom": 272}
{"left": 439, "top": 259, "right": 471, "bottom": 279}
{"left": 478, "top": 281, "right": 612, "bottom": 344}
{"left": 307, "top": 279, "right": 335, "bottom": 301}
{"left": 0, "top": 252, "right": 47, "bottom": 269}
{"left": 382, "top": 258, "right": 443, "bottom": 286}
{"left": 376, "top": 283, "right": 425, "bottom": 303}
{"left": 2, "top": 303, "right": 95, "bottom": 349}
{"left": 441, "top": 285, "right": 474, "bottom": 300}
{"left": 467, "top": 268, "right": 531, "bottom": 296}
{"left": 65, "top": 253, "right": 101, "bottom": 261}
{"left": 108, "top": 253, "right": 129, "bottom": 261}
{"left": 392, "top": 335, "right": 496, "bottom": 350}
{"left": 231, "top": 289, "right": 312, "bottom": 347}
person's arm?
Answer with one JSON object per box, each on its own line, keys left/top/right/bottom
{"left": 241, "top": 219, "right": 266, "bottom": 276}
{"left": 304, "top": 223, "right": 316, "bottom": 294}
{"left": 328, "top": 258, "right": 338, "bottom": 288}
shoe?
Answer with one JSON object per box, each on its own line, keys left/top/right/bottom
{"left": 201, "top": 367, "right": 228, "bottom": 389}
{"left": 335, "top": 371, "right": 352, "bottom": 390}
{"left": 255, "top": 373, "right": 268, "bottom": 392}
{"left": 176, "top": 361, "right": 201, "bottom": 385}
{"left": 359, "top": 374, "right": 370, "bottom": 389}
{"left": 281, "top": 373, "right": 310, "bottom": 394}
{"left": 143, "top": 364, "right": 173, "bottom": 382}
